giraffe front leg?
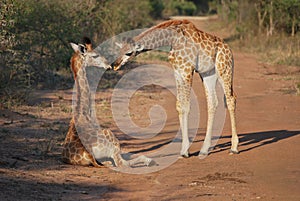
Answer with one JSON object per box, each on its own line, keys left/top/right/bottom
{"left": 173, "top": 69, "right": 193, "bottom": 158}
{"left": 177, "top": 100, "right": 190, "bottom": 157}
{"left": 199, "top": 73, "right": 218, "bottom": 156}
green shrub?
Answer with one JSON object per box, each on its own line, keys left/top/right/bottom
{"left": 0, "top": 0, "right": 155, "bottom": 106}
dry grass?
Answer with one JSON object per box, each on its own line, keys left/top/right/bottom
{"left": 199, "top": 17, "right": 300, "bottom": 67}
{"left": 230, "top": 33, "right": 300, "bottom": 67}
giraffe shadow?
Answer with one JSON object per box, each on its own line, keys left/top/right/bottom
{"left": 123, "top": 129, "right": 300, "bottom": 156}
{"left": 126, "top": 138, "right": 173, "bottom": 155}
{"left": 119, "top": 126, "right": 199, "bottom": 156}
{"left": 190, "top": 129, "right": 300, "bottom": 156}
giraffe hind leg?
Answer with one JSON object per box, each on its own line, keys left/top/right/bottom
{"left": 216, "top": 55, "right": 239, "bottom": 154}
{"left": 199, "top": 73, "right": 218, "bottom": 156}
{"left": 126, "top": 155, "right": 155, "bottom": 167}
{"left": 227, "top": 93, "right": 239, "bottom": 154}
{"left": 102, "top": 129, "right": 154, "bottom": 167}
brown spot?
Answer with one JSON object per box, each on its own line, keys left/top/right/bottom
{"left": 89, "top": 136, "right": 97, "bottom": 143}
{"left": 211, "top": 49, "right": 216, "bottom": 59}
{"left": 205, "top": 50, "right": 210, "bottom": 56}
{"left": 186, "top": 28, "right": 193, "bottom": 37}
{"left": 192, "top": 36, "right": 198, "bottom": 43}
{"left": 207, "top": 41, "right": 213, "bottom": 47}
{"left": 192, "top": 32, "right": 198, "bottom": 39}
{"left": 192, "top": 46, "right": 197, "bottom": 53}
{"left": 203, "top": 61, "right": 209, "bottom": 67}
{"left": 218, "top": 69, "right": 223, "bottom": 77}
{"left": 75, "top": 154, "right": 81, "bottom": 161}
{"left": 75, "top": 142, "right": 82, "bottom": 149}
{"left": 185, "top": 42, "right": 192, "bottom": 48}
{"left": 186, "top": 48, "right": 191, "bottom": 55}
{"left": 219, "top": 56, "right": 224, "bottom": 63}
{"left": 200, "top": 43, "right": 205, "bottom": 49}
{"left": 184, "top": 68, "right": 191, "bottom": 73}
{"left": 177, "top": 58, "right": 183, "bottom": 66}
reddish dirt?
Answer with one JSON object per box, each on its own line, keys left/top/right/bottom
{"left": 0, "top": 17, "right": 299, "bottom": 200}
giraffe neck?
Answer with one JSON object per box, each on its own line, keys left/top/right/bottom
{"left": 73, "top": 60, "right": 100, "bottom": 156}
{"left": 71, "top": 52, "right": 82, "bottom": 79}
{"left": 133, "top": 20, "right": 222, "bottom": 52}
{"left": 133, "top": 26, "right": 177, "bottom": 50}
{"left": 75, "top": 61, "right": 92, "bottom": 117}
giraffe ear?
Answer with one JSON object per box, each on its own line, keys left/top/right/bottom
{"left": 78, "top": 44, "right": 87, "bottom": 54}
{"left": 70, "top": 43, "right": 87, "bottom": 54}
{"left": 70, "top": 43, "right": 79, "bottom": 52}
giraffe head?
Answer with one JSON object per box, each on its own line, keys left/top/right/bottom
{"left": 113, "top": 40, "right": 144, "bottom": 71}
{"left": 70, "top": 39, "right": 111, "bottom": 78}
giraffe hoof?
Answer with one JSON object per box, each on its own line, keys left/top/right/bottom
{"left": 229, "top": 149, "right": 239, "bottom": 155}
{"left": 148, "top": 160, "right": 158, "bottom": 167}
{"left": 144, "top": 157, "right": 157, "bottom": 167}
{"left": 198, "top": 151, "right": 209, "bottom": 157}
{"left": 101, "top": 161, "right": 113, "bottom": 167}
{"left": 179, "top": 153, "right": 189, "bottom": 158}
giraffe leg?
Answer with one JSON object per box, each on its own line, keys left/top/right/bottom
{"left": 101, "top": 129, "right": 154, "bottom": 167}
{"left": 113, "top": 151, "right": 154, "bottom": 167}
{"left": 126, "top": 155, "right": 155, "bottom": 167}
{"left": 178, "top": 104, "right": 190, "bottom": 158}
{"left": 216, "top": 54, "right": 239, "bottom": 154}
{"left": 173, "top": 69, "right": 193, "bottom": 158}
{"left": 199, "top": 73, "right": 218, "bottom": 156}
{"left": 223, "top": 85, "right": 238, "bottom": 154}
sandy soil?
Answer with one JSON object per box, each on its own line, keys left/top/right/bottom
{"left": 0, "top": 17, "right": 299, "bottom": 201}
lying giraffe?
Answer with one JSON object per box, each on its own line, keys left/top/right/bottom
{"left": 114, "top": 20, "right": 239, "bottom": 157}
{"left": 62, "top": 38, "right": 153, "bottom": 167}
{"left": 62, "top": 38, "right": 103, "bottom": 167}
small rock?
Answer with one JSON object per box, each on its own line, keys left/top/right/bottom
{"left": 189, "top": 182, "right": 198, "bottom": 186}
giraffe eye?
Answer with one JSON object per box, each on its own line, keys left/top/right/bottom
{"left": 92, "top": 55, "right": 99, "bottom": 59}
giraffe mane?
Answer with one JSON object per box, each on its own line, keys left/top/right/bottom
{"left": 134, "top": 20, "right": 194, "bottom": 41}
{"left": 134, "top": 19, "right": 221, "bottom": 44}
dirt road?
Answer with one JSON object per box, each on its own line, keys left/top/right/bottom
{"left": 0, "top": 17, "right": 299, "bottom": 201}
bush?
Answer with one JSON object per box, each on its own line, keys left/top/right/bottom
{"left": 150, "top": 0, "right": 165, "bottom": 19}
{"left": 0, "top": 0, "right": 155, "bottom": 106}
{"left": 162, "top": 0, "right": 197, "bottom": 17}
{"left": 175, "top": 1, "right": 197, "bottom": 16}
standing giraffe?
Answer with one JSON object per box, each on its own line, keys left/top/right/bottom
{"left": 62, "top": 38, "right": 153, "bottom": 167}
{"left": 113, "top": 20, "right": 239, "bottom": 157}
